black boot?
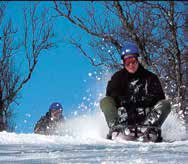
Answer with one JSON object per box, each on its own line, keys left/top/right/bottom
{"left": 138, "top": 126, "right": 163, "bottom": 142}
{"left": 106, "top": 106, "right": 128, "bottom": 140}
{"left": 149, "top": 128, "right": 163, "bottom": 143}
{"left": 154, "top": 128, "right": 163, "bottom": 143}
{"left": 106, "top": 122, "right": 127, "bottom": 140}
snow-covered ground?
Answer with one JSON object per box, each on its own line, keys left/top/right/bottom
{"left": 0, "top": 110, "right": 188, "bottom": 164}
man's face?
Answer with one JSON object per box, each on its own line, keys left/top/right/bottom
{"left": 50, "top": 109, "right": 62, "bottom": 120}
{"left": 124, "top": 56, "right": 139, "bottom": 74}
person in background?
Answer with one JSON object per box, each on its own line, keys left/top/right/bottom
{"left": 34, "top": 102, "right": 64, "bottom": 135}
{"left": 100, "top": 42, "right": 171, "bottom": 142}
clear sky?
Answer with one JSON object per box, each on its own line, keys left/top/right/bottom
{"left": 5, "top": 2, "right": 108, "bottom": 133}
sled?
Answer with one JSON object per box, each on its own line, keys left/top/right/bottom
{"left": 107, "top": 125, "right": 163, "bottom": 143}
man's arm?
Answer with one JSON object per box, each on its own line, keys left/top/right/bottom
{"left": 34, "top": 117, "right": 48, "bottom": 134}
{"left": 106, "top": 73, "right": 121, "bottom": 97}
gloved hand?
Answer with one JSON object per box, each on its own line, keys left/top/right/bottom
{"left": 117, "top": 106, "right": 128, "bottom": 124}
{"left": 119, "top": 98, "right": 138, "bottom": 125}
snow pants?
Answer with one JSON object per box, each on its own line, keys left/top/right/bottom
{"left": 100, "top": 96, "right": 171, "bottom": 128}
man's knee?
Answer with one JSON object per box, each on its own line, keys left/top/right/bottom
{"left": 155, "top": 99, "right": 171, "bottom": 115}
{"left": 100, "top": 96, "right": 116, "bottom": 111}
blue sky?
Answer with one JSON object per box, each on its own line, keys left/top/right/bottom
{"left": 14, "top": 44, "right": 100, "bottom": 133}
{"left": 4, "top": 2, "right": 107, "bottom": 133}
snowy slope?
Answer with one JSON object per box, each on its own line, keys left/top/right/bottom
{"left": 0, "top": 110, "right": 188, "bottom": 164}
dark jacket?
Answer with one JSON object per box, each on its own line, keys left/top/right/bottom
{"left": 106, "top": 64, "right": 165, "bottom": 124}
{"left": 34, "top": 112, "right": 64, "bottom": 135}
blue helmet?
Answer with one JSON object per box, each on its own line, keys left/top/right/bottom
{"left": 49, "top": 102, "right": 63, "bottom": 111}
{"left": 121, "top": 43, "right": 139, "bottom": 60}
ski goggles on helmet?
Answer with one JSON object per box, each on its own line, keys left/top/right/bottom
{"left": 50, "top": 107, "right": 62, "bottom": 112}
{"left": 50, "top": 108, "right": 62, "bottom": 117}
{"left": 124, "top": 57, "right": 138, "bottom": 66}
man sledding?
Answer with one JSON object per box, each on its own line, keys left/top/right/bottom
{"left": 100, "top": 43, "right": 171, "bottom": 142}
{"left": 34, "top": 102, "right": 64, "bottom": 135}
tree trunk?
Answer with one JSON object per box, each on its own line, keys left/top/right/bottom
{"left": 183, "top": 1, "right": 188, "bottom": 135}
{"left": 0, "top": 115, "right": 5, "bottom": 131}
{"left": 0, "top": 87, "right": 4, "bottom": 131}
{"left": 0, "top": 101, "right": 5, "bottom": 131}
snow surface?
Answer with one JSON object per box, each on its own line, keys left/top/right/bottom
{"left": 0, "top": 110, "right": 188, "bottom": 164}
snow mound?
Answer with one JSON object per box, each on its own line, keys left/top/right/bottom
{"left": 0, "top": 105, "right": 187, "bottom": 145}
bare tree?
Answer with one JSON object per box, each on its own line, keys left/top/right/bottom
{"left": 0, "top": 3, "right": 55, "bottom": 131}
{"left": 53, "top": 1, "right": 186, "bottom": 112}
{"left": 182, "top": 1, "right": 188, "bottom": 133}
{"left": 145, "top": 1, "right": 186, "bottom": 112}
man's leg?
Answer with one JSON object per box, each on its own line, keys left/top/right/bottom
{"left": 100, "top": 96, "right": 119, "bottom": 129}
{"left": 144, "top": 99, "right": 171, "bottom": 127}
{"left": 141, "top": 100, "right": 171, "bottom": 142}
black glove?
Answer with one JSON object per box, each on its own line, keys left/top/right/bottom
{"left": 118, "top": 106, "right": 128, "bottom": 124}
{"left": 119, "top": 98, "right": 138, "bottom": 125}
